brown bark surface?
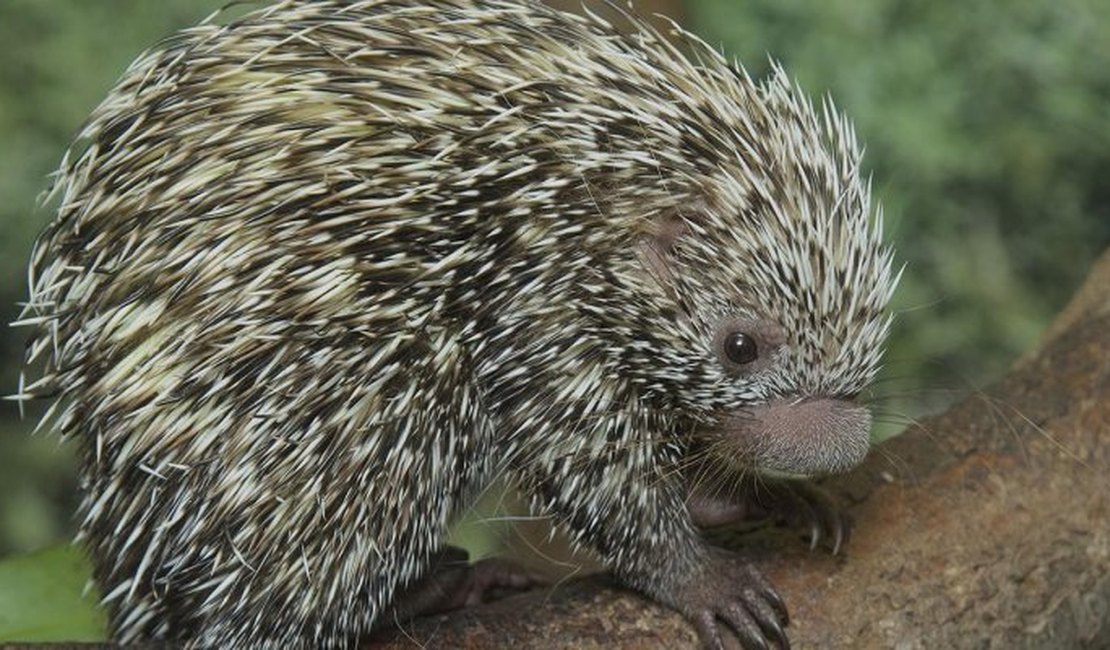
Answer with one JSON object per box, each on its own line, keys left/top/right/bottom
{"left": 372, "top": 252, "right": 1110, "bottom": 649}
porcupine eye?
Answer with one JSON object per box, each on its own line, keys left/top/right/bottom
{"left": 723, "top": 332, "right": 758, "bottom": 365}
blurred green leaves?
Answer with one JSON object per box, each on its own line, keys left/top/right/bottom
{"left": 0, "top": 0, "right": 226, "bottom": 557}
{"left": 0, "top": 544, "right": 106, "bottom": 642}
{"left": 0, "top": 1, "right": 225, "bottom": 282}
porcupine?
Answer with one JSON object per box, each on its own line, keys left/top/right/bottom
{"left": 16, "top": 0, "right": 898, "bottom": 647}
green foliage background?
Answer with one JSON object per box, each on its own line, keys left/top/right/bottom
{"left": 0, "top": 0, "right": 235, "bottom": 562}
{"left": 0, "top": 0, "right": 1106, "bottom": 638}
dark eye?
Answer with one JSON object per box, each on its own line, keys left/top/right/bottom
{"left": 723, "top": 332, "right": 758, "bottom": 365}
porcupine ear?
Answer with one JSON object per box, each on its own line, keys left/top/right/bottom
{"left": 634, "top": 203, "right": 700, "bottom": 294}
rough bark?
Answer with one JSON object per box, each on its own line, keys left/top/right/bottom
{"left": 371, "top": 251, "right": 1110, "bottom": 649}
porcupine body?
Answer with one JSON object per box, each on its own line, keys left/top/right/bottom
{"left": 18, "top": 0, "right": 897, "bottom": 647}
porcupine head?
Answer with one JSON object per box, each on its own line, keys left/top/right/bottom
{"left": 15, "top": 1, "right": 898, "bottom": 647}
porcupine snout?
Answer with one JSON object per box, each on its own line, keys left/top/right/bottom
{"left": 730, "top": 398, "right": 872, "bottom": 477}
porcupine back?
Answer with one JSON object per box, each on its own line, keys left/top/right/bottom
{"left": 17, "top": 0, "right": 894, "bottom": 646}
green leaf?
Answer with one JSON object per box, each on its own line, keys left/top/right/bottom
{"left": 0, "top": 544, "right": 108, "bottom": 642}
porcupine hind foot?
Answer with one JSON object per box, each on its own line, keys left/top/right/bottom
{"left": 383, "top": 546, "right": 545, "bottom": 625}
{"left": 689, "top": 481, "right": 852, "bottom": 555}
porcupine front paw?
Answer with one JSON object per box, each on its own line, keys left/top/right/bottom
{"left": 689, "top": 480, "right": 851, "bottom": 555}
{"left": 755, "top": 481, "right": 851, "bottom": 554}
{"left": 674, "top": 547, "right": 790, "bottom": 650}
{"left": 385, "top": 546, "right": 545, "bottom": 623}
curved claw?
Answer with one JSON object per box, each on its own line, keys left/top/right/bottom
{"left": 723, "top": 602, "right": 768, "bottom": 650}
{"left": 762, "top": 586, "right": 790, "bottom": 626}
{"left": 742, "top": 567, "right": 790, "bottom": 628}
{"left": 744, "top": 591, "right": 789, "bottom": 650}
{"left": 835, "top": 511, "right": 854, "bottom": 555}
{"left": 762, "top": 481, "right": 851, "bottom": 556}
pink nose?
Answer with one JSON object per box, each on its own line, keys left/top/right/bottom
{"left": 740, "top": 397, "right": 872, "bottom": 476}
